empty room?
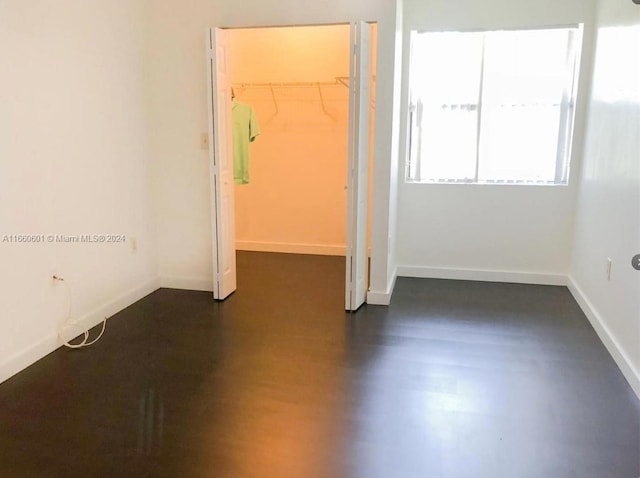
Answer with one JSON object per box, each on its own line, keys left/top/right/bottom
{"left": 1, "top": 0, "right": 638, "bottom": 477}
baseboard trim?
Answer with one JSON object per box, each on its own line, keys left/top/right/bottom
{"left": 0, "top": 278, "right": 160, "bottom": 386}
{"left": 236, "top": 241, "right": 346, "bottom": 257}
{"left": 159, "top": 275, "right": 213, "bottom": 292}
{"left": 397, "top": 265, "right": 567, "bottom": 286}
{"left": 367, "top": 266, "right": 398, "bottom": 306}
{"left": 568, "top": 276, "right": 640, "bottom": 400}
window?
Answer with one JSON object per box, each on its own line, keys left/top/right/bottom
{"left": 407, "top": 26, "right": 582, "bottom": 185}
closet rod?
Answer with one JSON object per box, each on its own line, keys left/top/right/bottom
{"left": 232, "top": 75, "right": 376, "bottom": 89}
{"left": 232, "top": 78, "right": 345, "bottom": 89}
{"left": 232, "top": 77, "right": 377, "bottom": 114}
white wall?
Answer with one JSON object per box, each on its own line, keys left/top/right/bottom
{"left": 395, "top": 0, "right": 597, "bottom": 284}
{"left": 569, "top": 0, "right": 640, "bottom": 398}
{"left": 0, "top": 1, "right": 158, "bottom": 383}
{"left": 381, "top": 0, "right": 404, "bottom": 300}
{"left": 149, "top": 0, "right": 402, "bottom": 300}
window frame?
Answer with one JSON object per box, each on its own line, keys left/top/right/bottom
{"left": 406, "top": 24, "right": 584, "bottom": 186}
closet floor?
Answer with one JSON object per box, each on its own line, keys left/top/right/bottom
{"left": 0, "top": 251, "right": 638, "bottom": 477}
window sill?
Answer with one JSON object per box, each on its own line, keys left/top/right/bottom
{"left": 404, "top": 180, "right": 569, "bottom": 187}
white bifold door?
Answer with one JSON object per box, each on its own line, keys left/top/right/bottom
{"left": 345, "top": 21, "right": 372, "bottom": 311}
{"left": 207, "top": 24, "right": 372, "bottom": 309}
{"left": 206, "top": 28, "right": 236, "bottom": 300}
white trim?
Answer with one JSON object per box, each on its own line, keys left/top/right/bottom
{"left": 397, "top": 265, "right": 567, "bottom": 286}
{"left": 568, "top": 276, "right": 640, "bottom": 401}
{"left": 0, "top": 278, "right": 159, "bottom": 385}
{"left": 236, "top": 241, "right": 346, "bottom": 257}
{"left": 367, "top": 266, "right": 398, "bottom": 305}
{"left": 159, "top": 275, "right": 213, "bottom": 292}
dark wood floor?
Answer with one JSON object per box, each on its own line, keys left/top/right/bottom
{"left": 0, "top": 251, "right": 638, "bottom": 477}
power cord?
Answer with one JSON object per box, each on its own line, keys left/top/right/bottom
{"left": 54, "top": 275, "right": 107, "bottom": 349}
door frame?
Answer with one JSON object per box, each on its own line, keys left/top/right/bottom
{"left": 207, "top": 21, "right": 376, "bottom": 308}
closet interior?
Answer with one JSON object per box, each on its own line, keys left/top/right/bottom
{"left": 228, "top": 24, "right": 376, "bottom": 262}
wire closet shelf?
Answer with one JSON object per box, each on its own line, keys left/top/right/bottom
{"left": 232, "top": 76, "right": 375, "bottom": 115}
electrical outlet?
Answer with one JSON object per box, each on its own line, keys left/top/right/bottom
{"left": 200, "top": 133, "right": 209, "bottom": 150}
{"left": 606, "top": 258, "right": 612, "bottom": 281}
{"left": 130, "top": 237, "right": 137, "bottom": 253}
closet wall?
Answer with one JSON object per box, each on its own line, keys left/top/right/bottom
{"left": 229, "top": 26, "right": 351, "bottom": 256}
{"left": 149, "top": 1, "right": 401, "bottom": 299}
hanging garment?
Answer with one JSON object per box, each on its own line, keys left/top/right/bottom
{"left": 232, "top": 100, "right": 260, "bottom": 185}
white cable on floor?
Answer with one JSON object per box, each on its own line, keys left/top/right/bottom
{"left": 63, "top": 319, "right": 107, "bottom": 349}
{"left": 54, "top": 275, "right": 108, "bottom": 349}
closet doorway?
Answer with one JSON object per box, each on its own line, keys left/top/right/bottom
{"left": 206, "top": 22, "right": 375, "bottom": 311}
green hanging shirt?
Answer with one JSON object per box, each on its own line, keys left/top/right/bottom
{"left": 232, "top": 100, "right": 260, "bottom": 185}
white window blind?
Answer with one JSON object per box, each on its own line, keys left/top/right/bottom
{"left": 407, "top": 26, "right": 583, "bottom": 185}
